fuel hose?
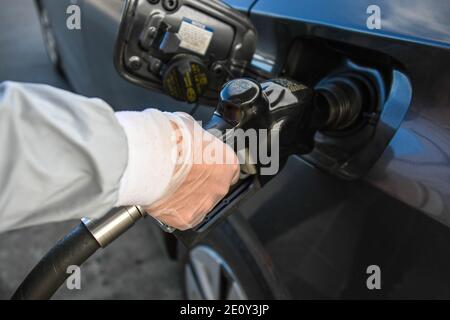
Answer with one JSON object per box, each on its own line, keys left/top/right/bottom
{"left": 11, "top": 222, "right": 100, "bottom": 300}
{"left": 11, "top": 206, "right": 146, "bottom": 300}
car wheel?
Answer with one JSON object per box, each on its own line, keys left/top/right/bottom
{"left": 184, "top": 245, "right": 248, "bottom": 300}
{"left": 179, "top": 220, "right": 274, "bottom": 300}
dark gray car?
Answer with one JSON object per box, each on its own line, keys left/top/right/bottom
{"left": 38, "top": 0, "right": 450, "bottom": 299}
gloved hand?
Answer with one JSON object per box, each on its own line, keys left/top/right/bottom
{"left": 145, "top": 112, "right": 240, "bottom": 230}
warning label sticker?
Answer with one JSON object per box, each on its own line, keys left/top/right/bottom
{"left": 178, "top": 19, "right": 213, "bottom": 56}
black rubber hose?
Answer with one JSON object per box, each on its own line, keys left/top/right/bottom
{"left": 11, "top": 222, "right": 100, "bottom": 300}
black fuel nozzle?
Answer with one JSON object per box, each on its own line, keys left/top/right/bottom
{"left": 207, "top": 77, "right": 364, "bottom": 172}
{"left": 260, "top": 78, "right": 318, "bottom": 157}
{"left": 202, "top": 78, "right": 315, "bottom": 178}
{"left": 203, "top": 78, "right": 265, "bottom": 133}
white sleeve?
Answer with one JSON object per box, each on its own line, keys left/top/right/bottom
{"left": 0, "top": 81, "right": 128, "bottom": 233}
{"left": 0, "top": 81, "right": 191, "bottom": 233}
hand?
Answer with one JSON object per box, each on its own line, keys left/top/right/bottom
{"left": 145, "top": 113, "right": 240, "bottom": 230}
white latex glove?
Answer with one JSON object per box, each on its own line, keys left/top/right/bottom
{"left": 146, "top": 112, "right": 240, "bottom": 230}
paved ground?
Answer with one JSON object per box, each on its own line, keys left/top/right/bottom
{"left": 0, "top": 0, "right": 182, "bottom": 299}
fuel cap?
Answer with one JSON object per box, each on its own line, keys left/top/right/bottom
{"left": 162, "top": 54, "right": 209, "bottom": 103}
{"left": 217, "top": 78, "right": 261, "bottom": 124}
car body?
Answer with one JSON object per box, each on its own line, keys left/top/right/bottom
{"left": 38, "top": 0, "right": 450, "bottom": 299}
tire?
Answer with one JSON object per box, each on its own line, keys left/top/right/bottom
{"left": 178, "top": 220, "right": 274, "bottom": 300}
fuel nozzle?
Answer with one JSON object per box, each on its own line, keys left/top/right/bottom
{"left": 204, "top": 78, "right": 266, "bottom": 133}
{"left": 211, "top": 77, "right": 364, "bottom": 158}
